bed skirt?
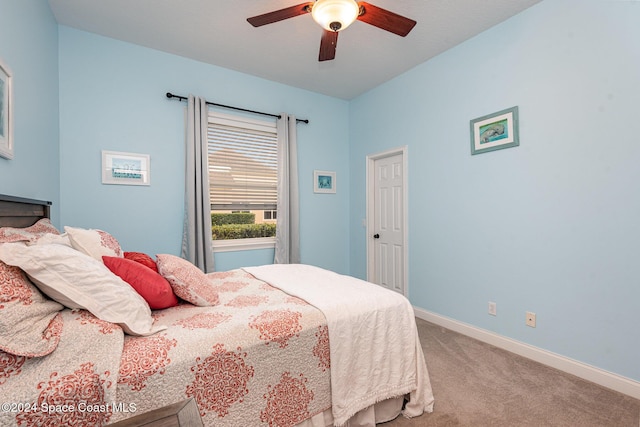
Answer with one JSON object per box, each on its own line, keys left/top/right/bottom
{"left": 296, "top": 396, "right": 405, "bottom": 427}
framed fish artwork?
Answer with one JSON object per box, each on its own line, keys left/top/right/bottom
{"left": 470, "top": 106, "right": 519, "bottom": 155}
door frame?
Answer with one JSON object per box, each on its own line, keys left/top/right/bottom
{"left": 366, "top": 145, "right": 409, "bottom": 296}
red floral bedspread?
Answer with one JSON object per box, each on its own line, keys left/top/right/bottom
{"left": 112, "top": 268, "right": 331, "bottom": 426}
{"left": 1, "top": 269, "right": 331, "bottom": 427}
{"left": 0, "top": 309, "right": 123, "bottom": 426}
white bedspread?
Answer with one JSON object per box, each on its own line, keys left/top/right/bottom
{"left": 243, "top": 264, "right": 434, "bottom": 426}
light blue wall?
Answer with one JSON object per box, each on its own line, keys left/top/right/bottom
{"left": 58, "top": 27, "right": 350, "bottom": 273}
{"left": 4, "top": 0, "right": 638, "bottom": 388}
{"left": 0, "top": 0, "right": 60, "bottom": 221}
{"left": 349, "top": 0, "right": 640, "bottom": 381}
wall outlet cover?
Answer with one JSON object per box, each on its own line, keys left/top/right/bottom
{"left": 488, "top": 302, "right": 497, "bottom": 316}
{"left": 526, "top": 311, "right": 536, "bottom": 327}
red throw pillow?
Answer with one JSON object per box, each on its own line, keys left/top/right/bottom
{"left": 103, "top": 256, "right": 178, "bottom": 309}
{"left": 124, "top": 251, "right": 159, "bottom": 273}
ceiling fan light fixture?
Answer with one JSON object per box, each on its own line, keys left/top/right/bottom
{"left": 311, "top": 0, "right": 359, "bottom": 32}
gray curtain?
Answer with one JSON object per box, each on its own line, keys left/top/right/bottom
{"left": 274, "top": 114, "right": 300, "bottom": 264}
{"left": 181, "top": 95, "right": 215, "bottom": 272}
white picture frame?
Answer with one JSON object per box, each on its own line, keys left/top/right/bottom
{"left": 102, "top": 150, "right": 150, "bottom": 186}
{"left": 313, "top": 170, "right": 336, "bottom": 194}
{"left": 0, "top": 58, "right": 13, "bottom": 160}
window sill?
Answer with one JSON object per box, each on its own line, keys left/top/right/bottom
{"left": 212, "top": 237, "right": 276, "bottom": 253}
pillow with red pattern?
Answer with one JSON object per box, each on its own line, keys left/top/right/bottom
{"left": 0, "top": 218, "right": 60, "bottom": 244}
{"left": 156, "top": 254, "right": 219, "bottom": 306}
{"left": 123, "top": 251, "right": 158, "bottom": 273}
{"left": 0, "top": 243, "right": 164, "bottom": 336}
{"left": 0, "top": 260, "right": 64, "bottom": 357}
{"left": 64, "top": 226, "right": 123, "bottom": 261}
{"left": 103, "top": 256, "right": 178, "bottom": 310}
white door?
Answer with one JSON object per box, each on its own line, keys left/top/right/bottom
{"left": 367, "top": 148, "right": 407, "bottom": 295}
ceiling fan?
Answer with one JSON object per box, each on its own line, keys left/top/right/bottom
{"left": 247, "top": 0, "right": 417, "bottom": 62}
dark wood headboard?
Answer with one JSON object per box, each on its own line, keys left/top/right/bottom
{"left": 0, "top": 194, "right": 52, "bottom": 228}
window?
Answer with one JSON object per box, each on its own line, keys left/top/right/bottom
{"left": 207, "top": 112, "right": 278, "bottom": 251}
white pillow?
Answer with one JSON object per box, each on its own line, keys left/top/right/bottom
{"left": 0, "top": 243, "right": 164, "bottom": 336}
{"left": 64, "top": 226, "right": 123, "bottom": 261}
{"left": 27, "top": 232, "right": 72, "bottom": 247}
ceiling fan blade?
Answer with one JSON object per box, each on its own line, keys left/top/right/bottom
{"left": 247, "top": 2, "right": 313, "bottom": 27}
{"left": 319, "top": 30, "right": 339, "bottom": 61}
{"left": 356, "top": 2, "right": 416, "bottom": 37}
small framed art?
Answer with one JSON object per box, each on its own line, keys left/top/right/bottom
{"left": 102, "top": 150, "right": 150, "bottom": 186}
{"left": 470, "top": 106, "right": 519, "bottom": 155}
{"left": 313, "top": 170, "right": 336, "bottom": 194}
{"left": 0, "top": 58, "right": 13, "bottom": 160}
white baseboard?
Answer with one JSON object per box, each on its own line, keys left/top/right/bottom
{"left": 413, "top": 306, "right": 640, "bottom": 400}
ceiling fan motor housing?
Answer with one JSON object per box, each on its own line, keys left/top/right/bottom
{"left": 311, "top": 0, "right": 359, "bottom": 32}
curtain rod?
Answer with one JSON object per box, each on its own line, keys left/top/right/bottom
{"left": 165, "top": 92, "right": 309, "bottom": 124}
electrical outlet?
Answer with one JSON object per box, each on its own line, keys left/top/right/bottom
{"left": 488, "top": 302, "right": 497, "bottom": 316}
{"left": 526, "top": 311, "right": 536, "bottom": 327}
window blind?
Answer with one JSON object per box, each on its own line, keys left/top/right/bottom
{"left": 207, "top": 112, "right": 278, "bottom": 211}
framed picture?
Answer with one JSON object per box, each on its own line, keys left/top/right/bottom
{"left": 313, "top": 170, "right": 336, "bottom": 194}
{"left": 0, "top": 58, "right": 13, "bottom": 160}
{"left": 470, "top": 106, "right": 519, "bottom": 155}
{"left": 102, "top": 150, "right": 150, "bottom": 186}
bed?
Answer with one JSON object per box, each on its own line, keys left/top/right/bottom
{"left": 0, "top": 194, "right": 434, "bottom": 427}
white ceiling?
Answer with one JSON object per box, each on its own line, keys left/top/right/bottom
{"left": 48, "top": 0, "right": 542, "bottom": 100}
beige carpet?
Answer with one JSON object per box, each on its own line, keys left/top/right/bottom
{"left": 382, "top": 318, "right": 640, "bottom": 426}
